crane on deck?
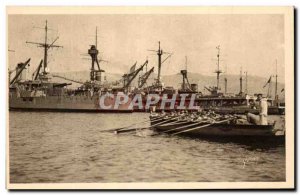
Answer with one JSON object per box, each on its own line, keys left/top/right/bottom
{"left": 32, "top": 60, "right": 43, "bottom": 80}
{"left": 138, "top": 67, "right": 154, "bottom": 88}
{"left": 10, "top": 58, "right": 31, "bottom": 85}
{"left": 123, "top": 60, "right": 148, "bottom": 91}
{"left": 204, "top": 86, "right": 219, "bottom": 96}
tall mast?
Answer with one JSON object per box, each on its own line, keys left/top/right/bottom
{"left": 157, "top": 41, "right": 163, "bottom": 85}
{"left": 88, "top": 26, "right": 102, "bottom": 81}
{"left": 214, "top": 45, "right": 222, "bottom": 90}
{"left": 275, "top": 59, "right": 278, "bottom": 100}
{"left": 43, "top": 20, "right": 48, "bottom": 73}
{"left": 185, "top": 56, "right": 188, "bottom": 71}
{"left": 224, "top": 78, "right": 227, "bottom": 94}
{"left": 26, "top": 20, "right": 62, "bottom": 76}
{"left": 239, "top": 66, "right": 243, "bottom": 94}
{"left": 148, "top": 41, "right": 171, "bottom": 88}
{"left": 96, "top": 26, "right": 98, "bottom": 49}
{"left": 224, "top": 64, "right": 227, "bottom": 94}
{"left": 245, "top": 71, "right": 248, "bottom": 94}
{"left": 182, "top": 56, "right": 186, "bottom": 90}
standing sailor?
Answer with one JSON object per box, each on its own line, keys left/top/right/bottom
{"left": 247, "top": 94, "right": 268, "bottom": 125}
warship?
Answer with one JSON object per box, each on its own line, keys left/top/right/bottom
{"left": 193, "top": 46, "right": 285, "bottom": 115}
{"left": 9, "top": 21, "right": 132, "bottom": 113}
{"left": 9, "top": 21, "right": 284, "bottom": 115}
{"left": 124, "top": 44, "right": 285, "bottom": 114}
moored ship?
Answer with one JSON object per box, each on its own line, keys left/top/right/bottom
{"left": 9, "top": 21, "right": 284, "bottom": 115}
{"left": 126, "top": 44, "right": 285, "bottom": 115}
{"left": 9, "top": 21, "right": 133, "bottom": 113}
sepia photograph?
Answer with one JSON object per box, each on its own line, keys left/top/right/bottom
{"left": 6, "top": 6, "right": 294, "bottom": 189}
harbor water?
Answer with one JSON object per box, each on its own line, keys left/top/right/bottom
{"left": 9, "top": 111, "right": 285, "bottom": 183}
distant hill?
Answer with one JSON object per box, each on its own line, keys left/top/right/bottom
{"left": 51, "top": 71, "right": 285, "bottom": 99}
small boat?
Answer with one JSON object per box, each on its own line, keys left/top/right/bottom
{"left": 150, "top": 116, "right": 280, "bottom": 137}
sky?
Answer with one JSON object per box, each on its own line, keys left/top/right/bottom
{"left": 8, "top": 14, "right": 285, "bottom": 82}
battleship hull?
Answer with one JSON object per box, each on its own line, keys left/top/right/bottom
{"left": 9, "top": 93, "right": 133, "bottom": 113}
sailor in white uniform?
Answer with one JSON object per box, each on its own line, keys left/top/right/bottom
{"left": 247, "top": 94, "right": 268, "bottom": 125}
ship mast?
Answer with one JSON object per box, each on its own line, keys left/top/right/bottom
{"left": 185, "top": 55, "right": 188, "bottom": 71}
{"left": 44, "top": 21, "right": 48, "bottom": 73}
{"left": 244, "top": 71, "right": 248, "bottom": 94}
{"left": 182, "top": 57, "right": 186, "bottom": 90}
{"left": 214, "top": 45, "right": 222, "bottom": 90}
{"left": 157, "top": 41, "right": 163, "bottom": 85}
{"left": 88, "top": 26, "right": 105, "bottom": 82}
{"left": 275, "top": 59, "right": 278, "bottom": 101}
{"left": 26, "top": 20, "right": 62, "bottom": 77}
{"left": 224, "top": 63, "right": 227, "bottom": 94}
{"left": 224, "top": 77, "right": 227, "bottom": 94}
{"left": 96, "top": 27, "right": 98, "bottom": 49}
{"left": 148, "top": 41, "right": 172, "bottom": 88}
{"left": 239, "top": 66, "right": 243, "bottom": 94}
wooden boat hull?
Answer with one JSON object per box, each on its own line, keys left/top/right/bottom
{"left": 151, "top": 117, "right": 277, "bottom": 137}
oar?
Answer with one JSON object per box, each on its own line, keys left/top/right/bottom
{"left": 114, "top": 127, "right": 149, "bottom": 134}
{"left": 160, "top": 121, "right": 205, "bottom": 134}
{"left": 158, "top": 120, "right": 190, "bottom": 127}
{"left": 149, "top": 117, "right": 165, "bottom": 123}
{"left": 171, "top": 118, "right": 234, "bottom": 136}
{"left": 150, "top": 119, "right": 184, "bottom": 127}
{"left": 114, "top": 116, "right": 180, "bottom": 134}
{"left": 150, "top": 116, "right": 180, "bottom": 127}
{"left": 102, "top": 117, "right": 163, "bottom": 132}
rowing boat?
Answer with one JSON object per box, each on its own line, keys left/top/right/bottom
{"left": 150, "top": 116, "right": 279, "bottom": 137}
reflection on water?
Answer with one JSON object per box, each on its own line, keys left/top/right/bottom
{"left": 9, "top": 112, "right": 285, "bottom": 183}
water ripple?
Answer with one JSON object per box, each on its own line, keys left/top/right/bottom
{"left": 9, "top": 112, "right": 285, "bottom": 183}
